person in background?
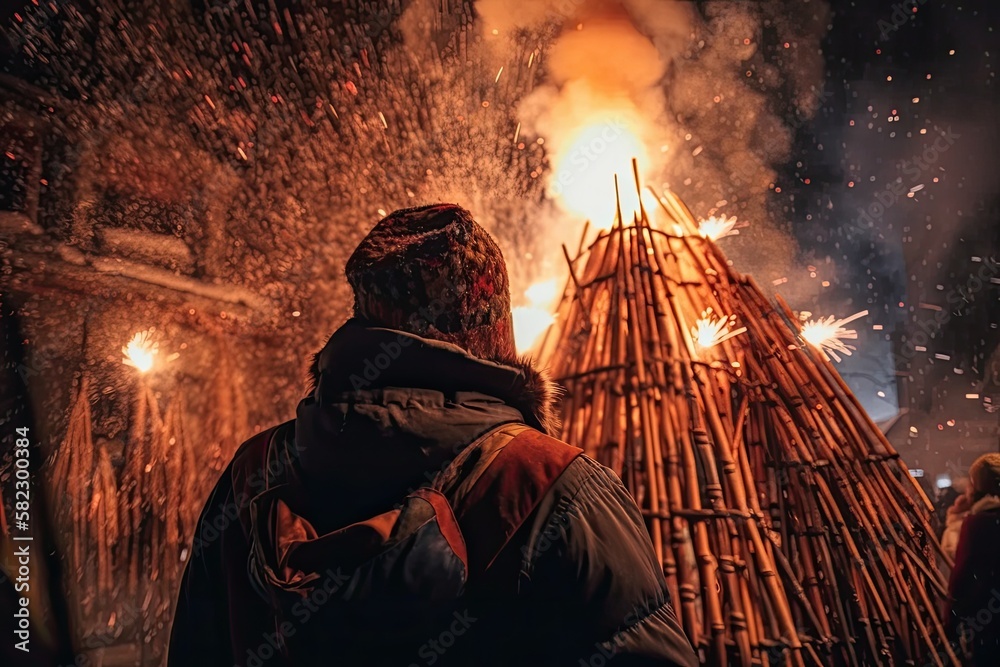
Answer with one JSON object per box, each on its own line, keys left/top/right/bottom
{"left": 946, "top": 453, "right": 1000, "bottom": 666}
{"left": 168, "top": 204, "right": 699, "bottom": 667}
{"left": 940, "top": 478, "right": 971, "bottom": 561}
{"left": 935, "top": 482, "right": 960, "bottom": 528}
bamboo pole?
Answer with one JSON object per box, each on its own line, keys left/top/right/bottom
{"left": 544, "top": 180, "right": 954, "bottom": 666}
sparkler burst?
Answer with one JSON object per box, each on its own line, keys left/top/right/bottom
{"left": 697, "top": 215, "right": 740, "bottom": 241}
{"left": 122, "top": 330, "right": 159, "bottom": 373}
{"left": 800, "top": 310, "right": 869, "bottom": 362}
{"left": 692, "top": 309, "right": 747, "bottom": 350}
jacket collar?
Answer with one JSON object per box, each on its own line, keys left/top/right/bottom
{"left": 309, "top": 318, "right": 560, "bottom": 435}
{"left": 971, "top": 494, "right": 1000, "bottom": 515}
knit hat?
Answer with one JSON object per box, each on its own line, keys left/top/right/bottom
{"left": 345, "top": 204, "right": 516, "bottom": 361}
{"left": 969, "top": 452, "right": 1000, "bottom": 498}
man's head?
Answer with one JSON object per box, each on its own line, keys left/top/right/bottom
{"left": 345, "top": 203, "right": 517, "bottom": 361}
{"left": 968, "top": 452, "right": 1000, "bottom": 500}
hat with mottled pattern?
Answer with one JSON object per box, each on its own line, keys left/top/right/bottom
{"left": 345, "top": 204, "right": 516, "bottom": 361}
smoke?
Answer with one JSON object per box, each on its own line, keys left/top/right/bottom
{"left": 470, "top": 0, "right": 830, "bottom": 292}
{"left": 476, "top": 0, "right": 692, "bottom": 234}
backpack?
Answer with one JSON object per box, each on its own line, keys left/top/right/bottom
{"left": 236, "top": 421, "right": 581, "bottom": 665}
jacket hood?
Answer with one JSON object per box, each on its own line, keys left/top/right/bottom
{"left": 307, "top": 318, "right": 560, "bottom": 434}
{"left": 292, "top": 319, "right": 560, "bottom": 508}
{"left": 971, "top": 494, "right": 1000, "bottom": 515}
{"left": 239, "top": 320, "right": 563, "bottom": 659}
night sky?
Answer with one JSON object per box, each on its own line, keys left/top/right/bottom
{"left": 785, "top": 0, "right": 999, "bottom": 423}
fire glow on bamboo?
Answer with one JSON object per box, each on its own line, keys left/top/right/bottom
{"left": 800, "top": 310, "right": 870, "bottom": 362}
{"left": 511, "top": 113, "right": 653, "bottom": 355}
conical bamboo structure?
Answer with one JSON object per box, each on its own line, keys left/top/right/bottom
{"left": 538, "top": 173, "right": 957, "bottom": 667}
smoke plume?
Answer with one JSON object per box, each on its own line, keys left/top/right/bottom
{"left": 471, "top": 0, "right": 831, "bottom": 290}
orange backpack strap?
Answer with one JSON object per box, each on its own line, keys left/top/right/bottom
{"left": 440, "top": 424, "right": 582, "bottom": 578}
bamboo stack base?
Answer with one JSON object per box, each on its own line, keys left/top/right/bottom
{"left": 538, "top": 177, "right": 957, "bottom": 667}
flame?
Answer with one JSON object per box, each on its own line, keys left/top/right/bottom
{"left": 547, "top": 110, "right": 650, "bottom": 227}
{"left": 122, "top": 330, "right": 158, "bottom": 373}
{"left": 698, "top": 215, "right": 740, "bottom": 241}
{"left": 800, "top": 310, "right": 869, "bottom": 362}
{"left": 691, "top": 309, "right": 747, "bottom": 350}
{"left": 524, "top": 278, "right": 559, "bottom": 305}
{"left": 512, "top": 278, "right": 560, "bottom": 354}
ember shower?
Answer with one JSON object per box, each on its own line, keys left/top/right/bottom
{"left": 15, "top": 0, "right": 992, "bottom": 664}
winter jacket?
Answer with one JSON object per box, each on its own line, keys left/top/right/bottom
{"left": 946, "top": 494, "right": 1000, "bottom": 666}
{"left": 940, "top": 494, "right": 972, "bottom": 562}
{"left": 168, "top": 319, "right": 699, "bottom": 667}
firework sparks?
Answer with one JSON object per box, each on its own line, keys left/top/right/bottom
{"left": 122, "top": 330, "right": 159, "bottom": 373}
{"left": 800, "top": 310, "right": 869, "bottom": 362}
{"left": 697, "top": 215, "right": 740, "bottom": 241}
{"left": 692, "top": 309, "right": 747, "bottom": 350}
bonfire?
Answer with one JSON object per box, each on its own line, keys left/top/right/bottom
{"left": 535, "top": 166, "right": 957, "bottom": 667}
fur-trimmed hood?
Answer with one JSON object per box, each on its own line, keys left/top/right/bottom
{"left": 971, "top": 494, "right": 1000, "bottom": 515}
{"left": 285, "top": 319, "right": 562, "bottom": 532}
{"left": 307, "top": 318, "right": 560, "bottom": 435}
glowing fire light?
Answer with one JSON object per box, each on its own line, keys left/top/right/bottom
{"left": 548, "top": 111, "right": 650, "bottom": 227}
{"left": 692, "top": 309, "right": 747, "bottom": 350}
{"left": 698, "top": 215, "right": 740, "bottom": 241}
{"left": 525, "top": 279, "right": 559, "bottom": 305}
{"left": 800, "top": 310, "right": 869, "bottom": 362}
{"left": 512, "top": 278, "right": 560, "bottom": 354}
{"left": 122, "top": 330, "right": 159, "bottom": 373}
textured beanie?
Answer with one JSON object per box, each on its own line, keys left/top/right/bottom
{"left": 345, "top": 204, "right": 516, "bottom": 361}
{"left": 969, "top": 452, "right": 1000, "bottom": 498}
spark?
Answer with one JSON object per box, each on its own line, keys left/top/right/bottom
{"left": 122, "top": 330, "right": 159, "bottom": 373}
{"left": 495, "top": 66, "right": 504, "bottom": 83}
{"left": 800, "top": 310, "right": 869, "bottom": 362}
{"left": 692, "top": 309, "right": 747, "bottom": 350}
{"left": 697, "top": 215, "right": 740, "bottom": 241}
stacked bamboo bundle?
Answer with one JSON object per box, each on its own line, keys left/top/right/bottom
{"left": 537, "top": 176, "right": 956, "bottom": 667}
{"left": 44, "top": 343, "right": 247, "bottom": 661}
